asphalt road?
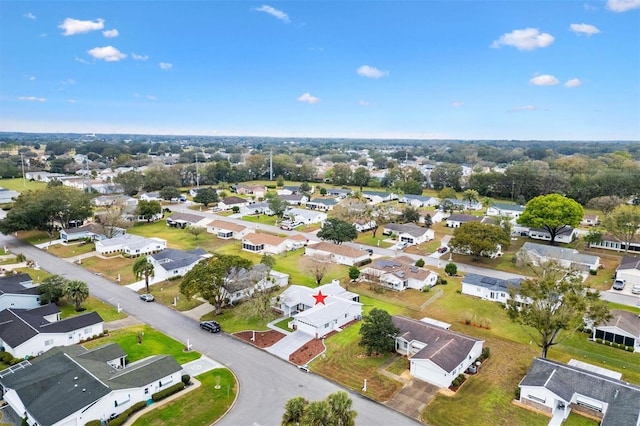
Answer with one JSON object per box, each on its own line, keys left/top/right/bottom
{"left": 0, "top": 232, "right": 421, "bottom": 426}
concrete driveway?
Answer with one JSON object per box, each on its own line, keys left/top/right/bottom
{"left": 182, "top": 355, "right": 225, "bottom": 377}
{"left": 266, "top": 330, "right": 314, "bottom": 360}
{"left": 385, "top": 379, "right": 440, "bottom": 420}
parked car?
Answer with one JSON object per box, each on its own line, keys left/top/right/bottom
{"left": 437, "top": 246, "right": 448, "bottom": 253}
{"left": 140, "top": 293, "right": 155, "bottom": 302}
{"left": 612, "top": 279, "right": 626, "bottom": 290}
{"left": 365, "top": 248, "right": 374, "bottom": 255}
{"left": 200, "top": 320, "right": 221, "bottom": 333}
{"left": 632, "top": 284, "right": 640, "bottom": 295}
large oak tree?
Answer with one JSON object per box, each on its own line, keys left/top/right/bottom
{"left": 517, "top": 194, "right": 583, "bottom": 245}
{"left": 449, "top": 222, "right": 510, "bottom": 260}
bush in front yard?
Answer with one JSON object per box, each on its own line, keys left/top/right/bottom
{"left": 151, "top": 382, "right": 185, "bottom": 402}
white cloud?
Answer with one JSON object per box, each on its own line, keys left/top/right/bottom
{"left": 24, "top": 12, "right": 36, "bottom": 20}
{"left": 359, "top": 100, "right": 370, "bottom": 106}
{"left": 159, "top": 62, "right": 173, "bottom": 70}
{"left": 607, "top": 0, "right": 640, "bottom": 11}
{"left": 570, "top": 23, "right": 601, "bottom": 35}
{"left": 491, "top": 28, "right": 554, "bottom": 50}
{"left": 511, "top": 105, "right": 537, "bottom": 112}
{"left": 357, "top": 65, "right": 389, "bottom": 79}
{"left": 530, "top": 74, "right": 559, "bottom": 86}
{"left": 68, "top": 99, "right": 76, "bottom": 103}
{"left": 297, "top": 93, "right": 320, "bottom": 104}
{"left": 28, "top": 76, "right": 36, "bottom": 81}
{"left": 565, "top": 78, "right": 582, "bottom": 88}
{"left": 74, "top": 56, "right": 91, "bottom": 64}
{"left": 146, "top": 95, "right": 157, "bottom": 101}
{"left": 132, "top": 53, "right": 149, "bottom": 61}
{"left": 451, "top": 101, "right": 464, "bottom": 108}
{"left": 87, "top": 46, "right": 126, "bottom": 62}
{"left": 584, "top": 3, "right": 598, "bottom": 10}
{"left": 19, "top": 96, "right": 46, "bottom": 102}
{"left": 59, "top": 18, "right": 105, "bottom": 36}
{"left": 254, "top": 5, "right": 290, "bottom": 23}
{"left": 103, "top": 29, "right": 119, "bottom": 38}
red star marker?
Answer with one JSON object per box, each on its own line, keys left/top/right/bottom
{"left": 313, "top": 290, "right": 327, "bottom": 305}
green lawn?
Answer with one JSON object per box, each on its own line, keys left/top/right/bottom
{"left": 241, "top": 215, "right": 278, "bottom": 226}
{"left": 272, "top": 316, "right": 293, "bottom": 332}
{"left": 563, "top": 413, "right": 600, "bottom": 426}
{"left": 386, "top": 355, "right": 408, "bottom": 376}
{"left": 0, "top": 177, "right": 47, "bottom": 192}
{"left": 80, "top": 255, "right": 137, "bottom": 284}
{"left": 9, "top": 267, "right": 51, "bottom": 283}
{"left": 202, "top": 299, "right": 281, "bottom": 333}
{"left": 132, "top": 369, "right": 237, "bottom": 426}
{"left": 127, "top": 219, "right": 234, "bottom": 252}
{"left": 82, "top": 324, "right": 200, "bottom": 364}
{"left": 16, "top": 230, "right": 53, "bottom": 245}
{"left": 46, "top": 241, "right": 95, "bottom": 258}
{"left": 59, "top": 296, "right": 127, "bottom": 322}
{"left": 354, "top": 232, "right": 393, "bottom": 248}
{"left": 144, "top": 278, "right": 204, "bottom": 311}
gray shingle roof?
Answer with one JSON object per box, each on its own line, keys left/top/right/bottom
{"left": 618, "top": 256, "right": 640, "bottom": 271}
{"left": 150, "top": 248, "right": 207, "bottom": 271}
{"left": 598, "top": 309, "right": 640, "bottom": 338}
{"left": 385, "top": 223, "right": 430, "bottom": 237}
{"left": 491, "top": 203, "right": 524, "bottom": 212}
{"left": 463, "top": 273, "right": 523, "bottom": 292}
{"left": 0, "top": 273, "right": 36, "bottom": 296}
{"left": 167, "top": 212, "right": 205, "bottom": 224}
{"left": 521, "top": 242, "right": 599, "bottom": 266}
{"left": 520, "top": 358, "right": 640, "bottom": 426}
{"left": 447, "top": 214, "right": 481, "bottom": 223}
{"left": 392, "top": 316, "right": 482, "bottom": 373}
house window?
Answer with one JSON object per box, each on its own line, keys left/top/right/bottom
{"left": 44, "top": 339, "right": 54, "bottom": 346}
{"left": 144, "top": 388, "right": 149, "bottom": 395}
{"left": 527, "top": 394, "right": 546, "bottom": 404}
{"left": 84, "top": 327, "right": 92, "bottom": 334}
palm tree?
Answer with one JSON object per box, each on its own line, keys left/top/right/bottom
{"left": 300, "top": 401, "right": 330, "bottom": 426}
{"left": 281, "top": 396, "right": 308, "bottom": 426}
{"left": 64, "top": 280, "right": 89, "bottom": 311}
{"left": 327, "top": 391, "right": 357, "bottom": 426}
{"left": 481, "top": 196, "right": 494, "bottom": 215}
{"left": 133, "top": 256, "right": 155, "bottom": 294}
{"left": 462, "top": 189, "right": 479, "bottom": 206}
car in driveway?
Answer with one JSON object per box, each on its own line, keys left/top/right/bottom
{"left": 437, "top": 246, "right": 448, "bottom": 254}
{"left": 612, "top": 279, "right": 626, "bottom": 290}
{"left": 632, "top": 284, "right": 640, "bottom": 295}
{"left": 140, "top": 293, "right": 155, "bottom": 302}
{"left": 200, "top": 320, "right": 221, "bottom": 333}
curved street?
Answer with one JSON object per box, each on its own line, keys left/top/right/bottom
{"left": 0, "top": 232, "right": 421, "bottom": 426}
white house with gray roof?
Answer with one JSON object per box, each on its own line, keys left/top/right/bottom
{"left": 615, "top": 256, "right": 640, "bottom": 286}
{"left": 224, "top": 264, "right": 289, "bottom": 304}
{"left": 0, "top": 273, "right": 40, "bottom": 311}
{"left": 399, "top": 194, "right": 439, "bottom": 208}
{"left": 95, "top": 234, "right": 167, "bottom": 257}
{"left": 147, "top": 248, "right": 210, "bottom": 282}
{"left": 361, "top": 257, "right": 438, "bottom": 291}
{"left": 594, "top": 310, "right": 640, "bottom": 353}
{"left": 0, "top": 343, "right": 182, "bottom": 426}
{"left": 305, "top": 198, "right": 338, "bottom": 211}
{"left": 486, "top": 203, "right": 525, "bottom": 219}
{"left": 461, "top": 273, "right": 524, "bottom": 304}
{"left": 518, "top": 357, "right": 640, "bottom": 425}
{"left": 519, "top": 242, "right": 600, "bottom": 273}
{"left": 529, "top": 226, "right": 577, "bottom": 244}
{"left": 286, "top": 208, "right": 327, "bottom": 225}
{"left": 362, "top": 191, "right": 398, "bottom": 205}
{"left": 0, "top": 305, "right": 103, "bottom": 359}
{"left": 392, "top": 316, "right": 484, "bottom": 388}
{"left": 383, "top": 223, "right": 434, "bottom": 245}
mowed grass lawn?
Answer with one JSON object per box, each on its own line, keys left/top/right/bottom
{"left": 47, "top": 241, "right": 95, "bottom": 258}
{"left": 82, "top": 324, "right": 200, "bottom": 364}
{"left": 354, "top": 232, "right": 393, "bottom": 248}
{"left": 0, "top": 177, "right": 47, "bottom": 192}
{"left": 132, "top": 369, "right": 237, "bottom": 426}
{"left": 59, "top": 296, "right": 127, "bottom": 322}
{"left": 81, "top": 255, "right": 137, "bottom": 284}
{"left": 145, "top": 278, "right": 204, "bottom": 311}
{"left": 127, "top": 219, "right": 235, "bottom": 252}
{"left": 201, "top": 298, "right": 281, "bottom": 332}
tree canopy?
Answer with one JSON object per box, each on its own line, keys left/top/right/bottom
{"left": 180, "top": 254, "right": 252, "bottom": 314}
{"left": 506, "top": 262, "right": 611, "bottom": 358}
{"left": 64, "top": 280, "right": 90, "bottom": 311}
{"left": 193, "top": 187, "right": 219, "bottom": 206}
{"left": 449, "top": 222, "right": 510, "bottom": 260}
{"left": 282, "top": 392, "right": 356, "bottom": 426}
{"left": 603, "top": 205, "right": 640, "bottom": 253}
{"left": 133, "top": 256, "right": 155, "bottom": 294}
{"left": 317, "top": 218, "right": 357, "bottom": 244}
{"left": 136, "top": 200, "right": 162, "bottom": 222}
{"left": 359, "top": 308, "right": 399, "bottom": 356}
{"left": 517, "top": 194, "right": 584, "bottom": 245}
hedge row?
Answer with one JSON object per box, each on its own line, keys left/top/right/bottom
{"left": 151, "top": 382, "right": 185, "bottom": 402}
{"left": 85, "top": 401, "right": 147, "bottom": 426}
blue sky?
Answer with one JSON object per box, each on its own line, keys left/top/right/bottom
{"left": 1, "top": 1, "right": 638, "bottom": 140}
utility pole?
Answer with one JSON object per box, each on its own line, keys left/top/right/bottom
{"left": 20, "top": 152, "right": 26, "bottom": 187}
{"left": 269, "top": 149, "right": 273, "bottom": 181}
{"left": 195, "top": 150, "right": 200, "bottom": 189}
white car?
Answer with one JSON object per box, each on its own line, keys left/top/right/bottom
{"left": 632, "top": 284, "right": 640, "bottom": 295}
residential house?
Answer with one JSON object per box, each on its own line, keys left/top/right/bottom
{"left": 383, "top": 223, "right": 434, "bottom": 245}
{"left": 362, "top": 191, "right": 398, "bottom": 205}
{"left": 217, "top": 196, "right": 249, "bottom": 210}
{"left": 529, "top": 226, "right": 577, "bottom": 244}
{"left": 223, "top": 263, "right": 289, "bottom": 304}
{"left": 445, "top": 214, "right": 490, "bottom": 228}
{"left": 287, "top": 234, "right": 309, "bottom": 250}
{"left": 399, "top": 195, "right": 439, "bottom": 208}
{"left": 95, "top": 234, "right": 167, "bottom": 256}
{"left": 581, "top": 214, "right": 599, "bottom": 227}
{"left": 0, "top": 274, "right": 40, "bottom": 311}
{"left": 273, "top": 281, "right": 362, "bottom": 338}
{"left": 235, "top": 184, "right": 267, "bottom": 198}
{"left": 442, "top": 198, "right": 482, "bottom": 211}
{"left": 392, "top": 316, "right": 484, "bottom": 388}
{"left": 278, "top": 194, "right": 308, "bottom": 206}
{"left": 165, "top": 212, "right": 207, "bottom": 228}
{"left": 461, "top": 273, "right": 524, "bottom": 305}
{"left": 594, "top": 310, "right": 640, "bottom": 353}
{"left": 122, "top": 204, "right": 163, "bottom": 223}
{"left": 277, "top": 185, "right": 313, "bottom": 196}
{"left": 354, "top": 219, "right": 377, "bottom": 232}
{"left": 361, "top": 257, "right": 438, "bottom": 291}
{"left": 0, "top": 305, "right": 103, "bottom": 359}
{"left": 615, "top": 256, "right": 640, "bottom": 286}
{"left": 287, "top": 208, "right": 327, "bottom": 225}
{"left": 420, "top": 210, "right": 446, "bottom": 225}
{"left": 93, "top": 195, "right": 137, "bottom": 207}
{"left": 306, "top": 198, "right": 338, "bottom": 211}
{"left": 0, "top": 343, "right": 182, "bottom": 426}
{"left": 60, "top": 222, "right": 123, "bottom": 242}
{"left": 486, "top": 203, "right": 525, "bottom": 219}
{"left": 327, "top": 188, "right": 351, "bottom": 198}
{"left": 241, "top": 201, "right": 274, "bottom": 216}
{"left": 304, "top": 242, "right": 370, "bottom": 266}
{"left": 147, "top": 248, "right": 210, "bottom": 282}
{"left": 590, "top": 234, "right": 640, "bottom": 254}
{"left": 139, "top": 192, "right": 162, "bottom": 202}
{"left": 519, "top": 242, "right": 600, "bottom": 273}
{"left": 518, "top": 357, "right": 640, "bottom": 425}
{"left": 0, "top": 188, "right": 19, "bottom": 204}
{"left": 242, "top": 233, "right": 290, "bottom": 255}
{"left": 206, "top": 219, "right": 250, "bottom": 240}
{"left": 24, "top": 171, "right": 66, "bottom": 182}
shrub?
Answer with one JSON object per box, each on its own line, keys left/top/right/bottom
{"left": 415, "top": 258, "right": 425, "bottom": 267}
{"left": 437, "top": 277, "right": 448, "bottom": 285}
{"left": 181, "top": 374, "right": 191, "bottom": 385}
{"left": 462, "top": 312, "right": 474, "bottom": 325}
{"left": 107, "top": 401, "right": 147, "bottom": 426}
{"left": 354, "top": 258, "right": 372, "bottom": 267}
{"left": 421, "top": 285, "right": 431, "bottom": 292}
{"left": 514, "top": 388, "right": 521, "bottom": 400}
{"left": 444, "top": 262, "right": 457, "bottom": 276}
{"left": 151, "top": 382, "right": 185, "bottom": 402}
{"left": 85, "top": 421, "right": 102, "bottom": 426}
{"left": 481, "top": 347, "right": 490, "bottom": 360}
{"left": 451, "top": 374, "right": 466, "bottom": 387}
{"left": 589, "top": 269, "right": 597, "bottom": 276}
